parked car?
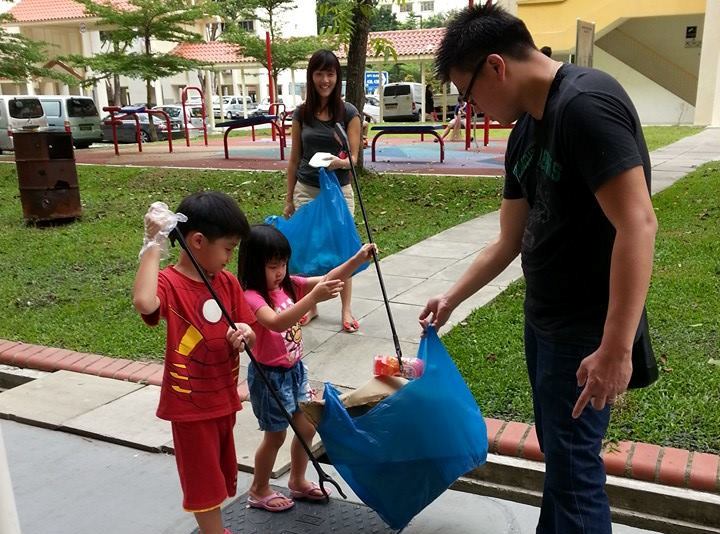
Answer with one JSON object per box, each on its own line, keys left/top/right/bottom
{"left": 363, "top": 95, "right": 380, "bottom": 122}
{"left": 38, "top": 95, "right": 102, "bottom": 149}
{"left": 382, "top": 82, "right": 424, "bottom": 122}
{"left": 0, "top": 95, "right": 49, "bottom": 153}
{"left": 213, "top": 95, "right": 256, "bottom": 119}
{"left": 101, "top": 112, "right": 183, "bottom": 143}
{"left": 153, "top": 104, "right": 203, "bottom": 134}
{"left": 251, "top": 97, "right": 285, "bottom": 117}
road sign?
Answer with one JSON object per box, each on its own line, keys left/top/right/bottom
{"left": 364, "top": 71, "right": 389, "bottom": 93}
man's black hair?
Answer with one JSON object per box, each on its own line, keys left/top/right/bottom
{"left": 172, "top": 190, "right": 249, "bottom": 243}
{"left": 435, "top": 3, "right": 536, "bottom": 82}
{"left": 540, "top": 46, "right": 553, "bottom": 57}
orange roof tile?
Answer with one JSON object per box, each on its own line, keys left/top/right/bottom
{"left": 336, "top": 28, "right": 446, "bottom": 59}
{"left": 8, "top": 0, "right": 131, "bottom": 23}
{"left": 171, "top": 41, "right": 255, "bottom": 65}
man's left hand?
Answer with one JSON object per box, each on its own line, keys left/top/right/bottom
{"left": 572, "top": 346, "right": 633, "bottom": 418}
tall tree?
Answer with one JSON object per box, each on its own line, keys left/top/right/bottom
{"left": 247, "top": 0, "right": 295, "bottom": 42}
{"left": 0, "top": 13, "right": 74, "bottom": 83}
{"left": 68, "top": 0, "right": 208, "bottom": 139}
{"left": 222, "top": 32, "right": 326, "bottom": 101}
{"left": 317, "top": 0, "right": 397, "bottom": 167}
{"left": 65, "top": 29, "right": 132, "bottom": 106}
{"left": 223, "top": 0, "right": 326, "bottom": 101}
{"left": 369, "top": 6, "right": 400, "bottom": 32}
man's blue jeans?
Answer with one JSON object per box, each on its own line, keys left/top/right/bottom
{"left": 524, "top": 322, "right": 612, "bottom": 534}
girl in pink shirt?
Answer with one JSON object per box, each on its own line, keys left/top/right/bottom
{"left": 238, "top": 224, "right": 375, "bottom": 512}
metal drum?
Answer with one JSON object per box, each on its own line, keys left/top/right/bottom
{"left": 14, "top": 131, "right": 81, "bottom": 222}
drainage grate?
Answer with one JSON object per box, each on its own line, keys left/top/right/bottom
{"left": 191, "top": 485, "right": 397, "bottom": 534}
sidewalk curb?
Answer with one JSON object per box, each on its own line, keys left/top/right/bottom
{"left": 2, "top": 338, "right": 718, "bottom": 496}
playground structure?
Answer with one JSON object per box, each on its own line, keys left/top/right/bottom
{"left": 101, "top": 106, "right": 174, "bottom": 156}
{"left": 370, "top": 125, "right": 445, "bottom": 163}
{"left": 180, "top": 86, "right": 209, "bottom": 147}
{"left": 219, "top": 114, "right": 287, "bottom": 161}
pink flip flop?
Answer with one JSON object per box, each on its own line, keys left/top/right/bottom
{"left": 342, "top": 318, "right": 360, "bottom": 333}
{"left": 247, "top": 491, "right": 295, "bottom": 512}
{"left": 299, "top": 312, "right": 318, "bottom": 326}
{"left": 289, "top": 482, "right": 331, "bottom": 501}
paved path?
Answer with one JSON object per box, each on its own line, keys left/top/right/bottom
{"left": 1, "top": 127, "right": 719, "bottom": 533}
{"left": 1, "top": 420, "right": 659, "bottom": 534}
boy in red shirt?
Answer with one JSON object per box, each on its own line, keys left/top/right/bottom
{"left": 133, "top": 191, "right": 256, "bottom": 534}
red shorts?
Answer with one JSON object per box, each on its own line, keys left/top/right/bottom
{"left": 171, "top": 413, "right": 238, "bottom": 512}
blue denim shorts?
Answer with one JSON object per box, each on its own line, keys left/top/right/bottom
{"left": 248, "top": 360, "right": 310, "bottom": 432}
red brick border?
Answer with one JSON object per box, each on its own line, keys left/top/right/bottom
{"left": 1, "top": 338, "right": 718, "bottom": 494}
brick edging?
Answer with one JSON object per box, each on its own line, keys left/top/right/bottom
{"left": 0, "top": 339, "right": 164, "bottom": 387}
{"left": 1, "top": 339, "right": 719, "bottom": 494}
{"left": 486, "top": 418, "right": 720, "bottom": 494}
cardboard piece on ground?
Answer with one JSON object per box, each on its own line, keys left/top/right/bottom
{"left": 301, "top": 375, "right": 408, "bottom": 427}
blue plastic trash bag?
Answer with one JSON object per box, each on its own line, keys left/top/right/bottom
{"left": 317, "top": 326, "right": 488, "bottom": 530}
{"left": 266, "top": 168, "right": 367, "bottom": 276}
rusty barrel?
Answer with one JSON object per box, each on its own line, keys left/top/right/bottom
{"left": 14, "top": 131, "right": 81, "bottom": 223}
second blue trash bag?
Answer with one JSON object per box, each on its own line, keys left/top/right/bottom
{"left": 266, "top": 167, "right": 367, "bottom": 276}
{"left": 317, "top": 326, "right": 488, "bottom": 530}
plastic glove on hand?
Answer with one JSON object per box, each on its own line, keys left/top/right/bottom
{"left": 139, "top": 201, "right": 188, "bottom": 259}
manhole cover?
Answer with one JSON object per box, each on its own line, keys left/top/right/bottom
{"left": 191, "top": 485, "right": 397, "bottom": 534}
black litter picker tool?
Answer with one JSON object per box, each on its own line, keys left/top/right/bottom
{"left": 333, "top": 123, "right": 404, "bottom": 369}
{"left": 170, "top": 227, "right": 346, "bottom": 502}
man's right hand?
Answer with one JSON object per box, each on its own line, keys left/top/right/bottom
{"left": 419, "top": 294, "right": 454, "bottom": 330}
{"left": 283, "top": 200, "right": 295, "bottom": 219}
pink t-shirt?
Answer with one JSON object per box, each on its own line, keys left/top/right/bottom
{"left": 245, "top": 276, "right": 307, "bottom": 368}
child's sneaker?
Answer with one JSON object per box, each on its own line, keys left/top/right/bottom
{"left": 224, "top": 529, "right": 233, "bottom": 534}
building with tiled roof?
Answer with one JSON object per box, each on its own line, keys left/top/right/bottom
{"left": 8, "top": 0, "right": 132, "bottom": 24}
{"left": 171, "top": 42, "right": 258, "bottom": 67}
{"left": 336, "top": 28, "right": 444, "bottom": 61}
{"left": 1, "top": 0, "right": 319, "bottom": 124}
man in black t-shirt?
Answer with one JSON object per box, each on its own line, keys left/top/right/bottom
{"left": 420, "top": 5, "right": 657, "bottom": 534}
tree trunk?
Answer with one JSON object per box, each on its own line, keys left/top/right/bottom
{"left": 113, "top": 73, "right": 121, "bottom": 106}
{"left": 346, "top": 0, "right": 372, "bottom": 168}
{"left": 144, "top": 34, "right": 158, "bottom": 142}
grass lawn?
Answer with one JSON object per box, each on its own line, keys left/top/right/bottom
{"left": 0, "top": 164, "right": 503, "bottom": 360}
{"left": 443, "top": 162, "right": 720, "bottom": 453}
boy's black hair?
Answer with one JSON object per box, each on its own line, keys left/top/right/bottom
{"left": 238, "top": 224, "right": 297, "bottom": 307}
{"left": 540, "top": 45, "right": 553, "bottom": 57}
{"left": 435, "top": 4, "right": 536, "bottom": 83}
{"left": 171, "top": 191, "right": 249, "bottom": 244}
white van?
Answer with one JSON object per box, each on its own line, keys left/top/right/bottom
{"left": 213, "top": 95, "right": 256, "bottom": 119}
{"left": 38, "top": 95, "right": 102, "bottom": 148}
{"left": 382, "top": 82, "right": 424, "bottom": 122}
{"left": 0, "top": 95, "right": 49, "bottom": 153}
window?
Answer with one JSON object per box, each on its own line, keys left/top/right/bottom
{"left": 400, "top": 3, "right": 412, "bottom": 12}
{"left": 9, "top": 98, "right": 43, "bottom": 119}
{"left": 41, "top": 100, "right": 62, "bottom": 118}
{"left": 67, "top": 98, "right": 99, "bottom": 117}
{"left": 383, "top": 85, "right": 411, "bottom": 97}
{"left": 238, "top": 20, "right": 254, "bottom": 32}
{"left": 420, "top": 1, "right": 433, "bottom": 11}
{"left": 291, "top": 82, "right": 306, "bottom": 96}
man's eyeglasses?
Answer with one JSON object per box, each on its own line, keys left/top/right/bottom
{"left": 461, "top": 56, "right": 488, "bottom": 105}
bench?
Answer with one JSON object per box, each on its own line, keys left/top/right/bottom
{"left": 370, "top": 125, "right": 445, "bottom": 163}
{"left": 217, "top": 115, "right": 286, "bottom": 160}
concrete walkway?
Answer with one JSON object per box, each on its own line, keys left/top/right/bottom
{"left": 1, "top": 128, "right": 719, "bottom": 533}
{"left": 1, "top": 419, "right": 660, "bottom": 534}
